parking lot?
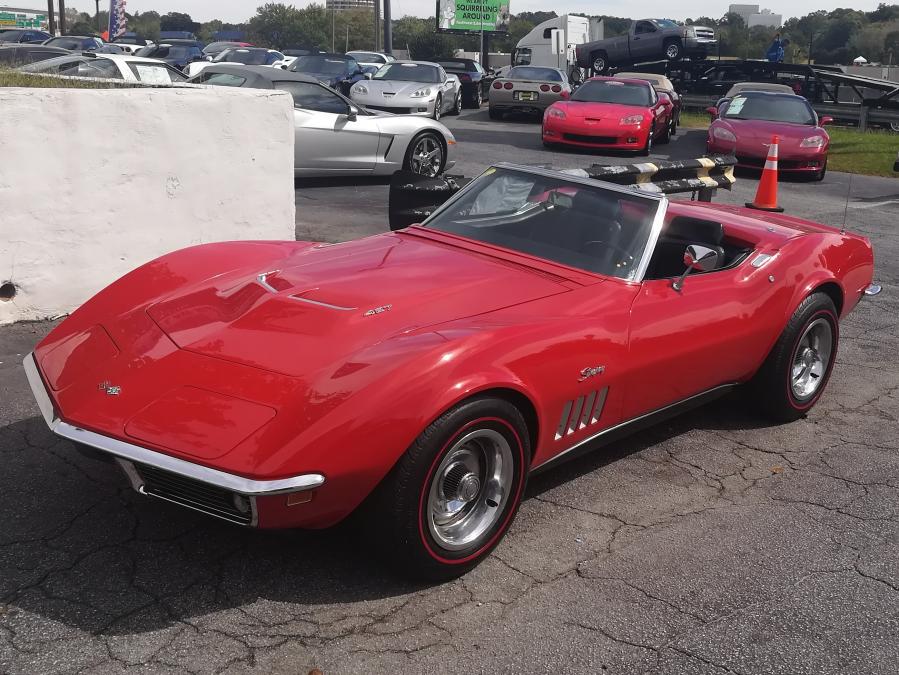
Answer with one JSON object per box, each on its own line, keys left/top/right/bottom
{"left": 2, "top": 107, "right": 898, "bottom": 674}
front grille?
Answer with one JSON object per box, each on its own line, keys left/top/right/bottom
{"left": 365, "top": 104, "right": 414, "bottom": 114}
{"left": 694, "top": 29, "right": 716, "bottom": 40}
{"left": 563, "top": 133, "right": 619, "bottom": 145}
{"left": 134, "top": 463, "right": 253, "bottom": 525}
{"left": 736, "top": 155, "right": 765, "bottom": 168}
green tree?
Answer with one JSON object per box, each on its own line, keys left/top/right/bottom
{"left": 199, "top": 20, "right": 223, "bottom": 43}
{"left": 129, "top": 11, "right": 161, "bottom": 41}
{"left": 160, "top": 12, "right": 199, "bottom": 34}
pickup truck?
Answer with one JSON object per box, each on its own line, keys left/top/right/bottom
{"left": 575, "top": 19, "right": 716, "bottom": 74}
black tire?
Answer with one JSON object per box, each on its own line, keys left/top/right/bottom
{"left": 402, "top": 131, "right": 445, "bottom": 178}
{"left": 450, "top": 90, "right": 462, "bottom": 116}
{"left": 591, "top": 52, "right": 608, "bottom": 75}
{"left": 813, "top": 160, "right": 827, "bottom": 182}
{"left": 368, "top": 396, "right": 530, "bottom": 580}
{"left": 432, "top": 94, "right": 442, "bottom": 121}
{"left": 751, "top": 292, "right": 839, "bottom": 423}
{"left": 639, "top": 126, "right": 654, "bottom": 156}
{"left": 658, "top": 118, "right": 672, "bottom": 144}
{"left": 664, "top": 39, "right": 682, "bottom": 61}
{"left": 469, "top": 86, "right": 483, "bottom": 108}
{"left": 672, "top": 111, "right": 679, "bottom": 135}
{"left": 489, "top": 107, "right": 502, "bottom": 120}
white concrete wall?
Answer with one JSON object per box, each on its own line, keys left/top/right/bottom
{"left": 0, "top": 86, "right": 296, "bottom": 324}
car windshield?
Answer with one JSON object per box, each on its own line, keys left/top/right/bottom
{"left": 438, "top": 60, "right": 476, "bottom": 72}
{"left": 214, "top": 48, "right": 269, "bottom": 65}
{"left": 653, "top": 19, "right": 679, "bottom": 28}
{"left": 572, "top": 80, "right": 652, "bottom": 106}
{"left": 292, "top": 55, "right": 352, "bottom": 75}
{"left": 723, "top": 94, "right": 816, "bottom": 125}
{"left": 374, "top": 63, "right": 441, "bottom": 83}
{"left": 508, "top": 66, "right": 562, "bottom": 82}
{"left": 45, "top": 37, "right": 94, "bottom": 50}
{"left": 423, "top": 167, "right": 664, "bottom": 280}
{"left": 19, "top": 55, "right": 121, "bottom": 79}
{"left": 349, "top": 51, "right": 384, "bottom": 63}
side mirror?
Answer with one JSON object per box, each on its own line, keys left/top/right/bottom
{"left": 819, "top": 115, "right": 833, "bottom": 126}
{"left": 672, "top": 245, "right": 720, "bottom": 291}
{"left": 346, "top": 104, "right": 359, "bottom": 122}
{"left": 205, "top": 55, "right": 213, "bottom": 61}
{"left": 560, "top": 89, "right": 570, "bottom": 99}
{"left": 364, "top": 72, "right": 372, "bottom": 80}
{"left": 706, "top": 106, "right": 718, "bottom": 118}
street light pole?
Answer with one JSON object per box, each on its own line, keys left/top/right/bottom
{"left": 95, "top": 0, "right": 101, "bottom": 33}
{"left": 58, "top": 0, "right": 66, "bottom": 34}
{"left": 383, "top": 0, "right": 392, "bottom": 55}
{"left": 46, "top": 0, "right": 56, "bottom": 35}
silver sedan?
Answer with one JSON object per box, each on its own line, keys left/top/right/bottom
{"left": 349, "top": 61, "right": 462, "bottom": 121}
{"left": 189, "top": 64, "right": 457, "bottom": 178}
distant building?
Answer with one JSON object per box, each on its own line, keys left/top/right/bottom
{"left": 728, "top": 4, "right": 782, "bottom": 29}
{"left": 326, "top": 0, "right": 375, "bottom": 10}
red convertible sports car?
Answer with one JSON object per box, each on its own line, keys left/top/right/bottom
{"left": 542, "top": 77, "right": 674, "bottom": 154}
{"left": 25, "top": 164, "right": 878, "bottom": 580}
{"left": 706, "top": 91, "right": 832, "bottom": 180}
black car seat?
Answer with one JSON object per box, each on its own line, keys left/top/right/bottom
{"left": 646, "top": 215, "right": 726, "bottom": 279}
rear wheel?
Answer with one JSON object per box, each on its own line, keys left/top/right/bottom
{"left": 469, "top": 86, "right": 483, "bottom": 108}
{"left": 751, "top": 292, "right": 839, "bottom": 422}
{"left": 592, "top": 52, "right": 608, "bottom": 75}
{"left": 403, "top": 131, "right": 445, "bottom": 177}
{"left": 369, "top": 397, "right": 530, "bottom": 580}
{"left": 450, "top": 90, "right": 462, "bottom": 115}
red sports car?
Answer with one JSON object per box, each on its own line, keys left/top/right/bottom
{"left": 706, "top": 91, "right": 832, "bottom": 180}
{"left": 24, "top": 164, "right": 878, "bottom": 580}
{"left": 542, "top": 77, "right": 674, "bottom": 154}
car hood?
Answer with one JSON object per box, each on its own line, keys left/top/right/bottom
{"left": 718, "top": 119, "right": 826, "bottom": 150}
{"left": 362, "top": 80, "right": 435, "bottom": 97}
{"left": 293, "top": 70, "right": 343, "bottom": 83}
{"left": 146, "top": 233, "right": 569, "bottom": 377}
{"left": 555, "top": 100, "right": 650, "bottom": 121}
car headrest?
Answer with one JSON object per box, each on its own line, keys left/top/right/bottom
{"left": 665, "top": 216, "right": 724, "bottom": 245}
{"left": 571, "top": 189, "right": 620, "bottom": 220}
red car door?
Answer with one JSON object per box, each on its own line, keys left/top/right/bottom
{"left": 622, "top": 265, "right": 779, "bottom": 421}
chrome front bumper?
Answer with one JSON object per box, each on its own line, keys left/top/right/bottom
{"left": 23, "top": 353, "right": 325, "bottom": 526}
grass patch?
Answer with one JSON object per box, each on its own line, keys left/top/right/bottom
{"left": 0, "top": 68, "right": 137, "bottom": 89}
{"left": 678, "top": 110, "right": 899, "bottom": 177}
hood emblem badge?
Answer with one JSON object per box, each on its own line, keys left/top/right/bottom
{"left": 578, "top": 366, "right": 605, "bottom": 382}
{"left": 98, "top": 381, "right": 122, "bottom": 396}
{"left": 363, "top": 304, "right": 392, "bottom": 317}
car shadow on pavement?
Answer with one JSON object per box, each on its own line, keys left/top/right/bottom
{"left": 0, "top": 395, "right": 779, "bottom": 637}
{"left": 295, "top": 175, "right": 392, "bottom": 189}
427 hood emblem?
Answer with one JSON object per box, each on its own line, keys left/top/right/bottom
{"left": 578, "top": 366, "right": 605, "bottom": 382}
{"left": 98, "top": 381, "right": 122, "bottom": 396}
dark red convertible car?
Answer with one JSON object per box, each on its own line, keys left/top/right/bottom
{"left": 542, "top": 77, "right": 674, "bottom": 154}
{"left": 706, "top": 91, "right": 832, "bottom": 180}
{"left": 25, "top": 164, "right": 878, "bottom": 579}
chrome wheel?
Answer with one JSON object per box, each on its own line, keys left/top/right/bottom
{"left": 433, "top": 95, "right": 442, "bottom": 121}
{"left": 665, "top": 42, "right": 681, "bottom": 60}
{"left": 426, "top": 428, "right": 514, "bottom": 551}
{"left": 791, "top": 318, "right": 834, "bottom": 400}
{"left": 409, "top": 135, "right": 443, "bottom": 177}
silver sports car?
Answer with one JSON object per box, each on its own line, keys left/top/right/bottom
{"left": 190, "top": 64, "right": 457, "bottom": 178}
{"left": 349, "top": 61, "right": 462, "bottom": 121}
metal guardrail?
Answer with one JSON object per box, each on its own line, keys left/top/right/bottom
{"left": 388, "top": 156, "right": 737, "bottom": 231}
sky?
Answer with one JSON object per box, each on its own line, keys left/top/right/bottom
{"left": 63, "top": 1, "right": 885, "bottom": 25}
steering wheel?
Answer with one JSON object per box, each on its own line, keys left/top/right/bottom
{"left": 582, "top": 240, "right": 634, "bottom": 271}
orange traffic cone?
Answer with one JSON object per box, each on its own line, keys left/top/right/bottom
{"left": 746, "top": 135, "right": 784, "bottom": 212}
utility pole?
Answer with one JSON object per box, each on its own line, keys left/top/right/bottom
{"left": 331, "top": 7, "right": 335, "bottom": 53}
{"left": 46, "top": 0, "right": 56, "bottom": 35}
{"left": 58, "top": 0, "right": 66, "bottom": 34}
{"left": 383, "top": 0, "right": 392, "bottom": 55}
{"left": 95, "top": 0, "right": 101, "bottom": 33}
{"left": 373, "top": 0, "right": 380, "bottom": 52}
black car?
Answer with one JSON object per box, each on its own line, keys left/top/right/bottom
{"left": 0, "top": 28, "right": 51, "bottom": 44}
{"left": 202, "top": 41, "right": 247, "bottom": 57}
{"left": 135, "top": 42, "right": 204, "bottom": 70}
{"left": 288, "top": 53, "right": 366, "bottom": 96}
{"left": 436, "top": 58, "right": 489, "bottom": 108}
{"left": 0, "top": 43, "right": 69, "bottom": 66}
{"left": 43, "top": 35, "right": 104, "bottom": 51}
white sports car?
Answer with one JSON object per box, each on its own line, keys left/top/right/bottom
{"left": 185, "top": 47, "right": 285, "bottom": 78}
{"left": 189, "top": 64, "right": 457, "bottom": 177}
{"left": 19, "top": 53, "right": 188, "bottom": 84}
{"left": 349, "top": 61, "right": 462, "bottom": 120}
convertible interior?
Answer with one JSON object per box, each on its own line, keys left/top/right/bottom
{"left": 644, "top": 215, "right": 753, "bottom": 280}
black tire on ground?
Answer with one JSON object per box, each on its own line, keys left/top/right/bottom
{"left": 672, "top": 111, "right": 679, "bottom": 135}
{"left": 591, "top": 52, "right": 608, "bottom": 75}
{"left": 432, "top": 94, "right": 443, "bottom": 121}
{"left": 639, "top": 126, "right": 654, "bottom": 156}
{"left": 468, "top": 86, "right": 483, "bottom": 108}
{"left": 450, "top": 90, "right": 462, "bottom": 115}
{"left": 367, "top": 396, "right": 530, "bottom": 581}
{"left": 402, "top": 131, "right": 446, "bottom": 177}
{"left": 658, "top": 118, "right": 672, "bottom": 144}
{"left": 489, "top": 107, "right": 502, "bottom": 120}
{"left": 751, "top": 292, "right": 839, "bottom": 423}
{"left": 664, "top": 39, "right": 682, "bottom": 61}
{"left": 813, "top": 160, "right": 827, "bottom": 182}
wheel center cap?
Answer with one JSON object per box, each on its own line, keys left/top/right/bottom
{"left": 457, "top": 474, "right": 481, "bottom": 502}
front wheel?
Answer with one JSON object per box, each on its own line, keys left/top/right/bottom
{"left": 592, "top": 52, "right": 608, "bottom": 75}
{"left": 368, "top": 397, "right": 530, "bottom": 580}
{"left": 432, "top": 94, "right": 443, "bottom": 121}
{"left": 639, "top": 127, "right": 654, "bottom": 156}
{"left": 813, "top": 160, "right": 827, "bottom": 182}
{"left": 403, "top": 131, "right": 445, "bottom": 177}
{"left": 450, "top": 90, "right": 462, "bottom": 115}
{"left": 751, "top": 292, "right": 839, "bottom": 423}
{"left": 664, "top": 40, "right": 682, "bottom": 61}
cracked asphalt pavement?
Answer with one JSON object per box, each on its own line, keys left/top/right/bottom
{"left": 2, "top": 109, "right": 898, "bottom": 674}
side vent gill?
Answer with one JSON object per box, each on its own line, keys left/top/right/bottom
{"left": 555, "top": 387, "right": 608, "bottom": 440}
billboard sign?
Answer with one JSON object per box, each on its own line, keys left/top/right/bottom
{"left": 436, "top": 1, "right": 511, "bottom": 34}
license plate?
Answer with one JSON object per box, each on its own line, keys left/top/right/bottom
{"left": 514, "top": 91, "right": 538, "bottom": 101}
